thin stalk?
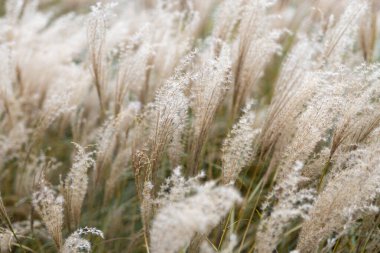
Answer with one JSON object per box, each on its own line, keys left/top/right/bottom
{"left": 0, "top": 196, "right": 27, "bottom": 253}
{"left": 360, "top": 215, "right": 380, "bottom": 252}
{"left": 235, "top": 179, "right": 263, "bottom": 232}
{"left": 235, "top": 159, "right": 263, "bottom": 231}
{"left": 238, "top": 183, "right": 264, "bottom": 252}
{"left": 332, "top": 238, "right": 341, "bottom": 253}
{"left": 144, "top": 229, "right": 150, "bottom": 253}
{"left": 318, "top": 159, "right": 331, "bottom": 192}
{"left": 218, "top": 209, "right": 233, "bottom": 250}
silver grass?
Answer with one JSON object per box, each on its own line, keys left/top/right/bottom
{"left": 259, "top": 37, "right": 318, "bottom": 159}
{"left": 32, "top": 178, "right": 65, "bottom": 249}
{"left": 1, "top": 1, "right": 380, "bottom": 252}
{"left": 232, "top": 0, "right": 283, "bottom": 118}
{"left": 61, "top": 143, "right": 95, "bottom": 229}
{"left": 256, "top": 161, "right": 316, "bottom": 252}
{"left": 222, "top": 102, "right": 260, "bottom": 184}
{"left": 0, "top": 44, "right": 14, "bottom": 124}
{"left": 87, "top": 2, "right": 118, "bottom": 114}
{"left": 322, "top": 0, "right": 368, "bottom": 65}
{"left": 150, "top": 179, "right": 241, "bottom": 253}
{"left": 189, "top": 43, "right": 232, "bottom": 175}
{"left": 136, "top": 52, "right": 193, "bottom": 184}
{"left": 0, "top": 228, "right": 13, "bottom": 253}
{"left": 298, "top": 144, "right": 380, "bottom": 252}
{"left": 62, "top": 227, "right": 103, "bottom": 253}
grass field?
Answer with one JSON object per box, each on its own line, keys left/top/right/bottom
{"left": 0, "top": 0, "right": 379, "bottom": 252}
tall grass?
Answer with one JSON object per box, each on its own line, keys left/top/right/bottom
{"left": 0, "top": 0, "right": 379, "bottom": 252}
